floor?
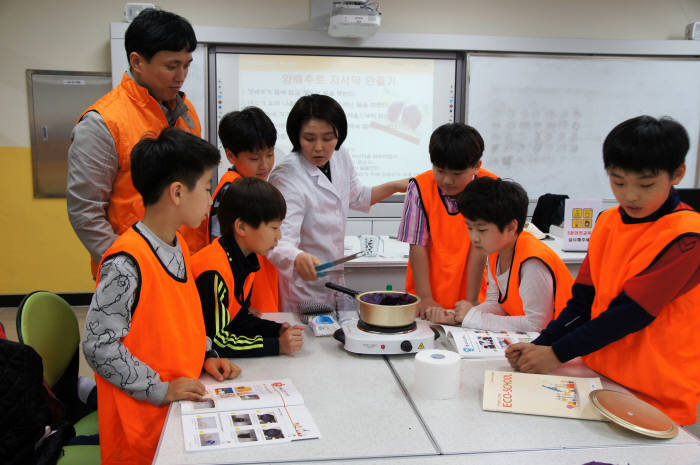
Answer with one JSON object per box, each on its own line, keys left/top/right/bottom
{"left": 2, "top": 304, "right": 699, "bottom": 438}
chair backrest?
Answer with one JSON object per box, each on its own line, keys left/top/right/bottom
{"left": 16, "top": 291, "right": 80, "bottom": 387}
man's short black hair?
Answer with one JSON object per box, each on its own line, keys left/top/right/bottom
{"left": 286, "top": 94, "right": 347, "bottom": 152}
{"left": 218, "top": 107, "right": 277, "bottom": 155}
{"left": 429, "top": 123, "right": 485, "bottom": 171}
{"left": 603, "top": 115, "right": 689, "bottom": 176}
{"left": 125, "top": 9, "right": 197, "bottom": 61}
{"left": 131, "top": 127, "right": 220, "bottom": 206}
{"left": 458, "top": 177, "right": 529, "bottom": 233}
{"left": 218, "top": 178, "right": 286, "bottom": 237}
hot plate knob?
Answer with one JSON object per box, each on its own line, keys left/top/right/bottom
{"left": 400, "top": 340, "right": 413, "bottom": 352}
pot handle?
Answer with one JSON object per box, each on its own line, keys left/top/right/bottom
{"left": 325, "top": 282, "right": 359, "bottom": 297}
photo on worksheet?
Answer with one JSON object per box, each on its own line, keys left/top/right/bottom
{"left": 262, "top": 426, "right": 286, "bottom": 441}
{"left": 257, "top": 411, "right": 278, "bottom": 425}
{"left": 196, "top": 415, "right": 218, "bottom": 430}
{"left": 231, "top": 413, "right": 253, "bottom": 426}
{"left": 240, "top": 394, "right": 261, "bottom": 401}
{"left": 215, "top": 387, "right": 237, "bottom": 398}
{"left": 192, "top": 399, "right": 216, "bottom": 410}
{"left": 235, "top": 429, "right": 259, "bottom": 443}
{"left": 199, "top": 432, "right": 221, "bottom": 447}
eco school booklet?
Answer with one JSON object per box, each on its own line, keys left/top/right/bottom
{"left": 433, "top": 325, "right": 539, "bottom": 358}
{"left": 180, "top": 378, "right": 321, "bottom": 452}
{"left": 482, "top": 370, "right": 605, "bottom": 420}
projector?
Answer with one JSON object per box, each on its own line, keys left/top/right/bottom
{"left": 328, "top": 1, "right": 381, "bottom": 38}
{"left": 686, "top": 22, "right": 700, "bottom": 40}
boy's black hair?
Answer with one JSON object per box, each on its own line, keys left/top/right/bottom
{"left": 218, "top": 107, "right": 277, "bottom": 155}
{"left": 125, "top": 9, "right": 197, "bottom": 61}
{"left": 458, "top": 177, "right": 529, "bottom": 233}
{"left": 131, "top": 127, "right": 220, "bottom": 206}
{"left": 218, "top": 178, "right": 287, "bottom": 237}
{"left": 286, "top": 94, "right": 347, "bottom": 152}
{"left": 603, "top": 115, "right": 689, "bottom": 176}
{"left": 429, "top": 123, "right": 485, "bottom": 171}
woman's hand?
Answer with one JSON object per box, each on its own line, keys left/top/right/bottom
{"left": 294, "top": 252, "right": 321, "bottom": 281}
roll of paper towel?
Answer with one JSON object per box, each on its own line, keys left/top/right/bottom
{"left": 413, "top": 349, "right": 461, "bottom": 399}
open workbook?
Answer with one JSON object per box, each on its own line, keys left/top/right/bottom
{"left": 180, "top": 378, "right": 321, "bottom": 452}
{"left": 482, "top": 370, "right": 605, "bottom": 420}
{"left": 433, "top": 325, "right": 539, "bottom": 358}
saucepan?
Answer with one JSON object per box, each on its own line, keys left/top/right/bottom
{"left": 325, "top": 282, "right": 420, "bottom": 327}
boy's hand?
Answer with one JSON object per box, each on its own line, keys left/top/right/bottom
{"left": 506, "top": 343, "right": 561, "bottom": 374}
{"left": 416, "top": 296, "right": 442, "bottom": 319}
{"left": 204, "top": 357, "right": 241, "bottom": 381}
{"left": 424, "top": 307, "right": 457, "bottom": 325}
{"left": 454, "top": 300, "right": 475, "bottom": 323}
{"left": 295, "top": 252, "right": 321, "bottom": 281}
{"left": 162, "top": 377, "right": 206, "bottom": 405}
{"left": 279, "top": 324, "right": 305, "bottom": 354}
{"left": 505, "top": 342, "right": 527, "bottom": 370}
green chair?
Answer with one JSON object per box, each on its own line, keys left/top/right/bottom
{"left": 16, "top": 291, "right": 100, "bottom": 463}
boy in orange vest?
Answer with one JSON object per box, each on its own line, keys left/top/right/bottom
{"left": 82, "top": 128, "right": 241, "bottom": 465}
{"left": 426, "top": 178, "right": 574, "bottom": 331}
{"left": 506, "top": 116, "right": 700, "bottom": 426}
{"left": 193, "top": 177, "right": 305, "bottom": 357}
{"left": 208, "top": 107, "right": 280, "bottom": 312}
{"left": 398, "top": 123, "right": 497, "bottom": 316}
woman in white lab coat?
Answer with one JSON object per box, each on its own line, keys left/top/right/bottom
{"left": 268, "top": 94, "right": 408, "bottom": 312}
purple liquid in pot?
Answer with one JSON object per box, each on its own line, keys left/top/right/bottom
{"left": 360, "top": 292, "right": 417, "bottom": 306}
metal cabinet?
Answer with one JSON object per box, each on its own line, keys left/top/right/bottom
{"left": 26, "top": 70, "right": 111, "bottom": 197}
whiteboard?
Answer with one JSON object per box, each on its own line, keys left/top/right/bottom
{"left": 467, "top": 54, "right": 700, "bottom": 199}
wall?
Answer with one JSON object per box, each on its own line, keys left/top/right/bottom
{"left": 1, "top": 0, "right": 699, "bottom": 294}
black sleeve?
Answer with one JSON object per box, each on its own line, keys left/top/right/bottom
{"left": 533, "top": 281, "right": 596, "bottom": 346}
{"left": 549, "top": 292, "right": 654, "bottom": 363}
{"left": 195, "top": 270, "right": 222, "bottom": 342}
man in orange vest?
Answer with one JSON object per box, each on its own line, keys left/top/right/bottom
{"left": 398, "top": 123, "right": 497, "bottom": 315}
{"left": 207, "top": 108, "right": 280, "bottom": 313}
{"left": 67, "top": 8, "right": 205, "bottom": 278}
{"left": 83, "top": 128, "right": 240, "bottom": 465}
{"left": 506, "top": 116, "right": 700, "bottom": 426}
{"left": 425, "top": 177, "right": 573, "bottom": 332}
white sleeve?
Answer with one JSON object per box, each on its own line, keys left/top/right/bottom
{"left": 461, "top": 258, "right": 554, "bottom": 332}
{"left": 267, "top": 166, "right": 305, "bottom": 280}
{"left": 344, "top": 149, "right": 371, "bottom": 213}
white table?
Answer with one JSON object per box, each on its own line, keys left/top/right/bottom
{"left": 250, "top": 443, "right": 700, "bottom": 465}
{"left": 152, "top": 314, "right": 436, "bottom": 465}
{"left": 153, "top": 314, "right": 700, "bottom": 465}
{"left": 387, "top": 353, "right": 699, "bottom": 455}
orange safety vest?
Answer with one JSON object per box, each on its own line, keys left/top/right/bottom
{"left": 191, "top": 238, "right": 255, "bottom": 320}
{"left": 206, "top": 170, "right": 280, "bottom": 312}
{"left": 405, "top": 168, "right": 497, "bottom": 309}
{"left": 80, "top": 72, "right": 204, "bottom": 276}
{"left": 487, "top": 230, "right": 574, "bottom": 319}
{"left": 582, "top": 207, "right": 700, "bottom": 425}
{"left": 94, "top": 227, "right": 206, "bottom": 464}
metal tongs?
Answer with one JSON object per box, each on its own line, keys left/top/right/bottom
{"left": 315, "top": 250, "right": 365, "bottom": 277}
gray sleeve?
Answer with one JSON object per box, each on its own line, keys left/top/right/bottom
{"left": 82, "top": 254, "right": 169, "bottom": 405}
{"left": 66, "top": 111, "right": 120, "bottom": 261}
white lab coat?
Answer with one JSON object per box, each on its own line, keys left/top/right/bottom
{"left": 267, "top": 148, "right": 371, "bottom": 312}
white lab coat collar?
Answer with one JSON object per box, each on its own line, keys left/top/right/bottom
{"left": 298, "top": 152, "right": 341, "bottom": 201}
